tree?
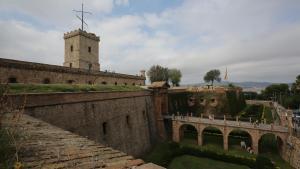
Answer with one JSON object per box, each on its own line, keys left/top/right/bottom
{"left": 168, "top": 69, "right": 182, "bottom": 86}
{"left": 291, "top": 74, "right": 300, "bottom": 94}
{"left": 203, "top": 69, "right": 221, "bottom": 86}
{"left": 147, "top": 65, "right": 169, "bottom": 83}
{"left": 262, "top": 84, "right": 289, "bottom": 100}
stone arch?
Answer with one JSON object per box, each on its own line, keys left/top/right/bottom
{"left": 178, "top": 123, "right": 198, "bottom": 144}
{"left": 227, "top": 128, "right": 253, "bottom": 150}
{"left": 201, "top": 125, "right": 224, "bottom": 148}
{"left": 258, "top": 132, "right": 284, "bottom": 154}
{"left": 8, "top": 76, "right": 17, "bottom": 83}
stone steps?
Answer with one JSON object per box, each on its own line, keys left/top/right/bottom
{"left": 2, "top": 114, "right": 153, "bottom": 169}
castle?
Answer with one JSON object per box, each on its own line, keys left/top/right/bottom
{"left": 0, "top": 29, "right": 145, "bottom": 86}
{"left": 1, "top": 29, "right": 300, "bottom": 169}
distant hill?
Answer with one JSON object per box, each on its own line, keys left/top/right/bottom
{"left": 186, "top": 81, "right": 271, "bottom": 87}
{"left": 184, "top": 81, "right": 292, "bottom": 93}
{"left": 184, "top": 81, "right": 274, "bottom": 93}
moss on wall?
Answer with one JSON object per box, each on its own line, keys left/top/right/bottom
{"left": 168, "top": 89, "right": 246, "bottom": 117}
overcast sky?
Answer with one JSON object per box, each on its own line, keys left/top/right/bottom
{"left": 0, "top": 0, "right": 300, "bottom": 84}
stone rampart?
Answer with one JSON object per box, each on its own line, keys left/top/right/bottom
{"left": 7, "top": 91, "right": 157, "bottom": 157}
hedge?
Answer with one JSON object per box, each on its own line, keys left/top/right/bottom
{"left": 150, "top": 142, "right": 277, "bottom": 169}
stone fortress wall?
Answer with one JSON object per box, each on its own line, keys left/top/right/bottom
{"left": 0, "top": 58, "right": 145, "bottom": 86}
{"left": 8, "top": 91, "right": 157, "bottom": 157}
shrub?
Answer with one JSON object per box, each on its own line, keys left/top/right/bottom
{"left": 180, "top": 145, "right": 256, "bottom": 167}
{"left": 255, "top": 155, "right": 275, "bottom": 169}
{"left": 0, "top": 129, "right": 15, "bottom": 169}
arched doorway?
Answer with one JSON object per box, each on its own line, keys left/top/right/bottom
{"left": 202, "top": 126, "right": 223, "bottom": 148}
{"left": 179, "top": 124, "right": 198, "bottom": 145}
{"left": 228, "top": 129, "right": 252, "bottom": 151}
{"left": 258, "top": 133, "right": 283, "bottom": 154}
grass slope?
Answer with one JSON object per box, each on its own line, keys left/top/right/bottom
{"left": 168, "top": 155, "right": 249, "bottom": 169}
{"left": 3, "top": 84, "right": 144, "bottom": 93}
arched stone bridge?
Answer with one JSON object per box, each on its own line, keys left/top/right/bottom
{"left": 171, "top": 116, "right": 289, "bottom": 154}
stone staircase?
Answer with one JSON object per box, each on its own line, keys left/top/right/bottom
{"left": 2, "top": 114, "right": 164, "bottom": 169}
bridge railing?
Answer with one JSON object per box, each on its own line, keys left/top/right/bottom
{"left": 169, "top": 115, "right": 288, "bottom": 133}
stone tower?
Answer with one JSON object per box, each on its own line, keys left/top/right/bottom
{"left": 63, "top": 29, "right": 100, "bottom": 71}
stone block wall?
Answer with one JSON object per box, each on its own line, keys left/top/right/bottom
{"left": 0, "top": 58, "right": 145, "bottom": 86}
{"left": 283, "top": 136, "right": 300, "bottom": 169}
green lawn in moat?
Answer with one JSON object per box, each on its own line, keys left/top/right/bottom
{"left": 168, "top": 155, "right": 250, "bottom": 169}
{"left": 181, "top": 135, "right": 293, "bottom": 169}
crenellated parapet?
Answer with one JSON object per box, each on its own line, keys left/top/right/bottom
{"left": 64, "top": 29, "right": 100, "bottom": 41}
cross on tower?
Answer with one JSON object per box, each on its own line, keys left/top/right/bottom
{"left": 73, "top": 3, "right": 92, "bottom": 31}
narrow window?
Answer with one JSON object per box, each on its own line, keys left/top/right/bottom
{"left": 88, "top": 46, "right": 91, "bottom": 53}
{"left": 102, "top": 122, "right": 107, "bottom": 135}
{"left": 101, "top": 81, "right": 107, "bottom": 85}
{"left": 132, "top": 83, "right": 135, "bottom": 86}
{"left": 115, "top": 82, "right": 118, "bottom": 85}
{"left": 143, "top": 110, "right": 146, "bottom": 119}
{"left": 88, "top": 81, "right": 92, "bottom": 85}
{"left": 124, "top": 83, "right": 127, "bottom": 86}
{"left": 69, "top": 63, "right": 72, "bottom": 68}
{"left": 70, "top": 45, "right": 73, "bottom": 52}
{"left": 126, "top": 115, "right": 130, "bottom": 126}
{"left": 43, "top": 78, "right": 50, "bottom": 84}
{"left": 8, "top": 77, "right": 17, "bottom": 83}
{"left": 88, "top": 63, "right": 92, "bottom": 71}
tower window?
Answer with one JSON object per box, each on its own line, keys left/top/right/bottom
{"left": 124, "top": 83, "right": 127, "bottom": 86}
{"left": 115, "top": 82, "right": 117, "bottom": 85}
{"left": 70, "top": 45, "right": 73, "bottom": 52}
{"left": 132, "top": 83, "right": 135, "bottom": 86}
{"left": 43, "top": 78, "right": 50, "bottom": 84}
{"left": 88, "top": 46, "right": 91, "bottom": 53}
{"left": 69, "top": 63, "right": 72, "bottom": 68}
{"left": 88, "top": 63, "right": 92, "bottom": 71}
{"left": 102, "top": 122, "right": 107, "bottom": 135}
{"left": 8, "top": 77, "right": 17, "bottom": 83}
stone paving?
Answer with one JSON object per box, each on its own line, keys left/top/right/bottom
{"left": 2, "top": 114, "right": 164, "bottom": 169}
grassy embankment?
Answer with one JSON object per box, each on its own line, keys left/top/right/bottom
{"left": 239, "top": 104, "right": 276, "bottom": 124}
{"left": 3, "top": 83, "right": 144, "bottom": 93}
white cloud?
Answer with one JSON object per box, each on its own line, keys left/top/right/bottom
{"left": 0, "top": 0, "right": 300, "bottom": 84}
{"left": 0, "top": 20, "right": 63, "bottom": 65}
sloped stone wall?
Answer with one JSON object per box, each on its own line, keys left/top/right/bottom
{"left": 8, "top": 91, "right": 157, "bottom": 157}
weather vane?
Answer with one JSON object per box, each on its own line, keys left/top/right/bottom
{"left": 73, "top": 3, "right": 92, "bottom": 31}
